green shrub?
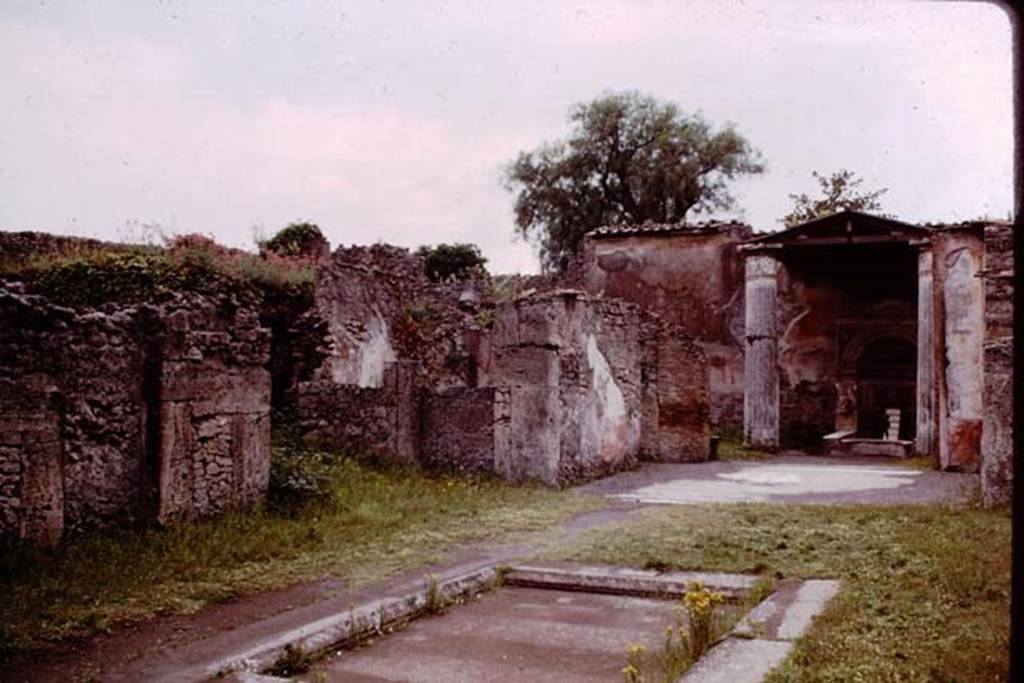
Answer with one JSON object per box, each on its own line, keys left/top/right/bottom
{"left": 268, "top": 446, "right": 349, "bottom": 508}
{"left": 262, "top": 222, "right": 327, "bottom": 259}
{"left": 415, "top": 243, "right": 488, "bottom": 282}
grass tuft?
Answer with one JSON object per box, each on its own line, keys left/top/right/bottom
{"left": 715, "top": 434, "right": 775, "bottom": 462}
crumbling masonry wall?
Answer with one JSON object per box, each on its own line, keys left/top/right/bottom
{"left": 981, "top": 222, "right": 1013, "bottom": 505}
{"left": 640, "top": 313, "right": 710, "bottom": 462}
{"left": 1, "top": 286, "right": 147, "bottom": 543}
{"left": 482, "top": 291, "right": 642, "bottom": 485}
{"left": 420, "top": 387, "right": 505, "bottom": 474}
{"left": 580, "top": 224, "right": 748, "bottom": 433}
{"left": 0, "top": 284, "right": 272, "bottom": 543}
{"left": 296, "top": 285, "right": 711, "bottom": 485}
{"left": 297, "top": 361, "right": 420, "bottom": 464}
{"left": 153, "top": 298, "right": 271, "bottom": 523}
{"left": 310, "top": 245, "right": 481, "bottom": 391}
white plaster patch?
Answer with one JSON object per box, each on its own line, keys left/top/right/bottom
{"left": 356, "top": 315, "right": 396, "bottom": 388}
{"left": 611, "top": 464, "right": 919, "bottom": 504}
{"left": 719, "top": 470, "right": 801, "bottom": 485}
{"left": 582, "top": 334, "right": 629, "bottom": 462}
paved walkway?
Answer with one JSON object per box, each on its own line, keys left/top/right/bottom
{"left": 577, "top": 455, "right": 978, "bottom": 506}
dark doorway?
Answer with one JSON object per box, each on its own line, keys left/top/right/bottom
{"left": 854, "top": 336, "right": 917, "bottom": 440}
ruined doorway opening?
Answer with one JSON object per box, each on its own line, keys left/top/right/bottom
{"left": 853, "top": 336, "right": 917, "bottom": 440}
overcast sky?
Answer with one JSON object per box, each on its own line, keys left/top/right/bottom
{"left": 0, "top": 1, "right": 1013, "bottom": 273}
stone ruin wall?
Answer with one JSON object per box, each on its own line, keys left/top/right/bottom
{"left": 486, "top": 291, "right": 644, "bottom": 484}
{"left": 981, "top": 222, "right": 1013, "bottom": 505}
{"left": 0, "top": 282, "right": 271, "bottom": 544}
{"left": 580, "top": 226, "right": 748, "bottom": 434}
{"left": 151, "top": 297, "right": 271, "bottom": 523}
{"left": 425, "top": 291, "right": 710, "bottom": 484}
{"left": 295, "top": 270, "right": 711, "bottom": 486}
{"left": 929, "top": 228, "right": 986, "bottom": 471}
{"left": 640, "top": 312, "right": 711, "bottom": 462}
{"left": 0, "top": 285, "right": 146, "bottom": 544}
{"left": 2, "top": 230, "right": 717, "bottom": 540}
{"left": 297, "top": 361, "right": 421, "bottom": 465}
{"left": 308, "top": 244, "right": 482, "bottom": 392}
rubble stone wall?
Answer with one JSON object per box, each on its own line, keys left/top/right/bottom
{"left": 0, "top": 283, "right": 272, "bottom": 543}
{"left": 297, "top": 361, "right": 421, "bottom": 464}
{"left": 311, "top": 245, "right": 481, "bottom": 391}
{"left": 981, "top": 222, "right": 1014, "bottom": 505}
{"left": 153, "top": 297, "right": 271, "bottom": 523}
{"left": 483, "top": 291, "right": 643, "bottom": 485}
{"left": 0, "top": 286, "right": 148, "bottom": 542}
{"left": 638, "top": 313, "right": 711, "bottom": 461}
{"left": 420, "top": 387, "right": 501, "bottom": 474}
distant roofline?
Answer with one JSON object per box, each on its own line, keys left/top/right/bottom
{"left": 745, "top": 210, "right": 928, "bottom": 245}
{"left": 585, "top": 212, "right": 1010, "bottom": 243}
{"left": 587, "top": 219, "right": 752, "bottom": 239}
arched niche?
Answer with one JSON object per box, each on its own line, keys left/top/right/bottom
{"left": 835, "top": 330, "right": 917, "bottom": 440}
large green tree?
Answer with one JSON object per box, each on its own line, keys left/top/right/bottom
{"left": 502, "top": 91, "right": 764, "bottom": 271}
{"left": 782, "top": 169, "right": 888, "bottom": 227}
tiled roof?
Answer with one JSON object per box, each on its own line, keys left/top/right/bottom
{"left": 588, "top": 220, "right": 751, "bottom": 238}
{"left": 919, "top": 219, "right": 1013, "bottom": 231}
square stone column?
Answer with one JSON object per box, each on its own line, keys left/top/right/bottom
{"left": 743, "top": 253, "right": 780, "bottom": 448}
{"left": 914, "top": 244, "right": 937, "bottom": 457}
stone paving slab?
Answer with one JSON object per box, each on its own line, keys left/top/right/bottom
{"left": 733, "top": 579, "right": 841, "bottom": 641}
{"left": 678, "top": 637, "right": 793, "bottom": 683}
{"left": 301, "top": 587, "right": 685, "bottom": 682}
{"left": 578, "top": 455, "right": 977, "bottom": 506}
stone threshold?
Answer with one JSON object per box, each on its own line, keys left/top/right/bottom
{"left": 824, "top": 431, "right": 914, "bottom": 458}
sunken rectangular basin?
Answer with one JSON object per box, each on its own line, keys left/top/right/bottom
{"left": 300, "top": 586, "right": 683, "bottom": 682}
{"left": 287, "top": 564, "right": 758, "bottom": 683}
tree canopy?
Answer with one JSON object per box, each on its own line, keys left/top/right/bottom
{"left": 502, "top": 91, "right": 764, "bottom": 271}
{"left": 781, "top": 170, "right": 888, "bottom": 227}
{"left": 415, "top": 243, "right": 488, "bottom": 282}
{"left": 262, "top": 221, "right": 328, "bottom": 259}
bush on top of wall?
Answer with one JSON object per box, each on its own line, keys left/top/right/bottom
{"left": 1, "top": 233, "right": 316, "bottom": 308}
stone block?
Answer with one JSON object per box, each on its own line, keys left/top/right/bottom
{"left": 491, "top": 346, "right": 560, "bottom": 387}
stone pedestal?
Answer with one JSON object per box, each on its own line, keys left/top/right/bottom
{"left": 743, "top": 254, "right": 780, "bottom": 448}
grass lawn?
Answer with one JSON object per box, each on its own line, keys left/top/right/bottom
{"left": 0, "top": 451, "right": 595, "bottom": 660}
{"left": 542, "top": 503, "right": 1011, "bottom": 681}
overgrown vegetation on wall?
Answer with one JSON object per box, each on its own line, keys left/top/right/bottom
{"left": 0, "top": 233, "right": 316, "bottom": 309}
